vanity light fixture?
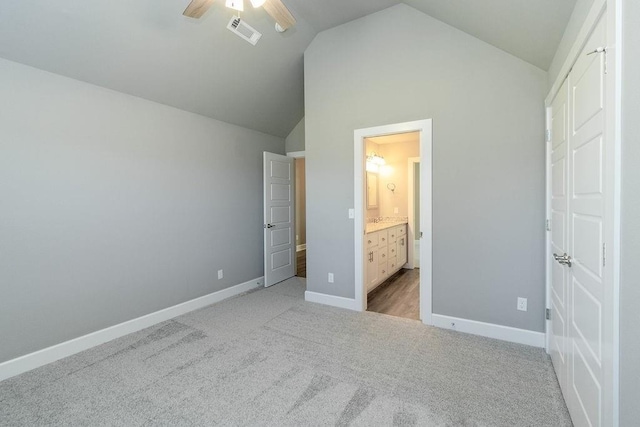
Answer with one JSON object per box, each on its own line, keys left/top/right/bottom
{"left": 366, "top": 153, "right": 385, "bottom": 166}
{"left": 366, "top": 153, "right": 385, "bottom": 173}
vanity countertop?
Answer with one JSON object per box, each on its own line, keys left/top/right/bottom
{"left": 365, "top": 221, "right": 407, "bottom": 234}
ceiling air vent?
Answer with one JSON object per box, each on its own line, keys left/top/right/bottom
{"left": 227, "top": 16, "right": 262, "bottom": 45}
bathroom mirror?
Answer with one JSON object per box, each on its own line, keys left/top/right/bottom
{"left": 366, "top": 172, "right": 378, "bottom": 209}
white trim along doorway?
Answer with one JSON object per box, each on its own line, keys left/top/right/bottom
{"left": 353, "top": 119, "right": 433, "bottom": 324}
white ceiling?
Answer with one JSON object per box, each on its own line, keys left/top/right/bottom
{"left": 0, "top": 0, "right": 576, "bottom": 137}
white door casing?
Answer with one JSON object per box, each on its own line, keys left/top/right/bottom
{"left": 353, "top": 120, "right": 432, "bottom": 324}
{"left": 263, "top": 152, "right": 295, "bottom": 287}
{"left": 549, "top": 77, "right": 569, "bottom": 397}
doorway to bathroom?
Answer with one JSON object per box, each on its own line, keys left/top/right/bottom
{"left": 354, "top": 120, "right": 432, "bottom": 324}
{"left": 287, "top": 151, "right": 306, "bottom": 278}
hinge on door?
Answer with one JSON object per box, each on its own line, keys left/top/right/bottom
{"left": 546, "top": 308, "right": 551, "bottom": 320}
{"left": 587, "top": 46, "right": 608, "bottom": 74}
{"left": 545, "top": 129, "right": 551, "bottom": 142}
{"left": 603, "top": 243, "right": 606, "bottom": 267}
{"left": 546, "top": 219, "right": 551, "bottom": 232}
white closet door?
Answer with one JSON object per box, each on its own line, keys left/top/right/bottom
{"left": 564, "top": 14, "right": 610, "bottom": 427}
{"left": 549, "top": 78, "right": 569, "bottom": 396}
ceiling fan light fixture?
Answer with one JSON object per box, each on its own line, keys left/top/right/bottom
{"left": 250, "top": 0, "right": 266, "bottom": 7}
{"left": 225, "top": 0, "right": 244, "bottom": 12}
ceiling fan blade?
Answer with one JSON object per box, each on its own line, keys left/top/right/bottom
{"left": 183, "top": 0, "right": 215, "bottom": 18}
{"left": 263, "top": 0, "right": 296, "bottom": 30}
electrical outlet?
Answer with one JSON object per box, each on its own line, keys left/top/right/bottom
{"left": 218, "top": 269, "right": 223, "bottom": 280}
{"left": 348, "top": 208, "right": 355, "bottom": 219}
{"left": 517, "top": 297, "right": 528, "bottom": 312}
{"left": 394, "top": 207, "right": 399, "bottom": 214}
{"left": 328, "top": 273, "right": 334, "bottom": 283}
{"left": 296, "top": 234, "right": 299, "bottom": 241}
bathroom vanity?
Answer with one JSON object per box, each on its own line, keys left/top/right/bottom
{"left": 365, "top": 222, "right": 408, "bottom": 292}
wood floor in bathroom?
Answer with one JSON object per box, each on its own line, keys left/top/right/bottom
{"left": 367, "top": 268, "right": 420, "bottom": 320}
{"left": 296, "top": 249, "right": 306, "bottom": 278}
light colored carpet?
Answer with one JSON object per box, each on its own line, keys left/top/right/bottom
{"left": 0, "top": 277, "right": 571, "bottom": 426}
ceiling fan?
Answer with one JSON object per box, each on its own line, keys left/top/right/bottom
{"left": 183, "top": 0, "right": 296, "bottom": 31}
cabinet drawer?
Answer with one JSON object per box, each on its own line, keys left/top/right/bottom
{"left": 388, "top": 228, "right": 398, "bottom": 244}
{"left": 388, "top": 241, "right": 398, "bottom": 259}
{"left": 378, "top": 230, "right": 389, "bottom": 247}
{"left": 366, "top": 232, "right": 379, "bottom": 248}
{"left": 388, "top": 256, "right": 398, "bottom": 272}
{"left": 378, "top": 262, "right": 388, "bottom": 279}
{"left": 378, "top": 246, "right": 388, "bottom": 264}
{"left": 397, "top": 224, "right": 407, "bottom": 236}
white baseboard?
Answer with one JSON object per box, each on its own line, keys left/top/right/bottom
{"left": 0, "top": 277, "right": 264, "bottom": 382}
{"left": 431, "top": 314, "right": 545, "bottom": 348}
{"left": 296, "top": 243, "right": 307, "bottom": 252}
{"left": 305, "top": 291, "right": 359, "bottom": 311}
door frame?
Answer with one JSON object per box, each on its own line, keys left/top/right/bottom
{"left": 407, "top": 157, "right": 420, "bottom": 269}
{"left": 353, "top": 119, "right": 433, "bottom": 325}
{"left": 544, "top": 0, "right": 622, "bottom": 422}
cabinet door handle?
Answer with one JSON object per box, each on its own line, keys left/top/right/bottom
{"left": 382, "top": 253, "right": 385, "bottom": 258}
{"left": 368, "top": 240, "right": 372, "bottom": 244}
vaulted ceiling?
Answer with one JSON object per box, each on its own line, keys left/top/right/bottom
{"left": 0, "top": 1, "right": 576, "bottom": 137}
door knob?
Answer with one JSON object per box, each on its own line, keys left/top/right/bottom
{"left": 553, "top": 252, "right": 572, "bottom": 267}
{"left": 264, "top": 224, "right": 276, "bottom": 229}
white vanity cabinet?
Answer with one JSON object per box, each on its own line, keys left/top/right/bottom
{"left": 365, "top": 233, "right": 380, "bottom": 290}
{"left": 396, "top": 225, "right": 407, "bottom": 266}
{"left": 365, "top": 223, "right": 408, "bottom": 292}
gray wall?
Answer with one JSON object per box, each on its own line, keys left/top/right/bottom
{"left": 0, "top": 58, "right": 284, "bottom": 363}
{"left": 285, "top": 117, "right": 305, "bottom": 153}
{"left": 620, "top": 0, "right": 640, "bottom": 422}
{"left": 305, "top": 4, "right": 548, "bottom": 332}
{"left": 547, "top": 0, "right": 597, "bottom": 88}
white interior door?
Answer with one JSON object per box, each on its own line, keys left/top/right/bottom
{"left": 548, "top": 13, "right": 612, "bottom": 427}
{"left": 565, "top": 15, "right": 608, "bottom": 426}
{"left": 549, "top": 77, "right": 569, "bottom": 397}
{"left": 263, "top": 152, "right": 295, "bottom": 287}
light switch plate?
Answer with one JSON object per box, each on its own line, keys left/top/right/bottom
{"left": 218, "top": 269, "right": 223, "bottom": 280}
{"left": 348, "top": 208, "right": 355, "bottom": 219}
